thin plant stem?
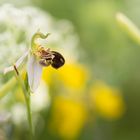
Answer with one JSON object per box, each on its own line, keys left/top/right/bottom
{"left": 116, "top": 12, "right": 140, "bottom": 45}
{"left": 0, "top": 77, "right": 16, "bottom": 99}
{"left": 0, "top": 69, "right": 25, "bottom": 100}
{"left": 13, "top": 67, "right": 33, "bottom": 140}
{"left": 25, "top": 93, "right": 33, "bottom": 140}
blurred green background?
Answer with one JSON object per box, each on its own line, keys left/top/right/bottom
{"left": 0, "top": 0, "right": 140, "bottom": 140}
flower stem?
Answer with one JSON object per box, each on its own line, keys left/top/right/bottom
{"left": 116, "top": 12, "right": 140, "bottom": 45}
{"left": 26, "top": 93, "right": 33, "bottom": 140}
{"left": 0, "top": 69, "right": 26, "bottom": 100}
{"left": 0, "top": 77, "right": 16, "bottom": 99}
{"left": 14, "top": 67, "right": 33, "bottom": 139}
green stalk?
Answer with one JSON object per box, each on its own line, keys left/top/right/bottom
{"left": 14, "top": 67, "right": 33, "bottom": 140}
{"left": 26, "top": 93, "right": 33, "bottom": 139}
{"left": 24, "top": 73, "right": 34, "bottom": 139}
{"left": 0, "top": 77, "right": 17, "bottom": 99}
{"left": 116, "top": 12, "right": 140, "bottom": 45}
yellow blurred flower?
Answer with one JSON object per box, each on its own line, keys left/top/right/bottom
{"left": 42, "top": 63, "right": 88, "bottom": 90}
{"left": 90, "top": 81, "right": 125, "bottom": 120}
{"left": 49, "top": 96, "right": 87, "bottom": 139}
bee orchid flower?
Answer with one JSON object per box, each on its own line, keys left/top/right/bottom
{"left": 4, "top": 32, "right": 65, "bottom": 93}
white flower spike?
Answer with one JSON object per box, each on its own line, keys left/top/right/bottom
{"left": 4, "top": 31, "right": 65, "bottom": 93}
